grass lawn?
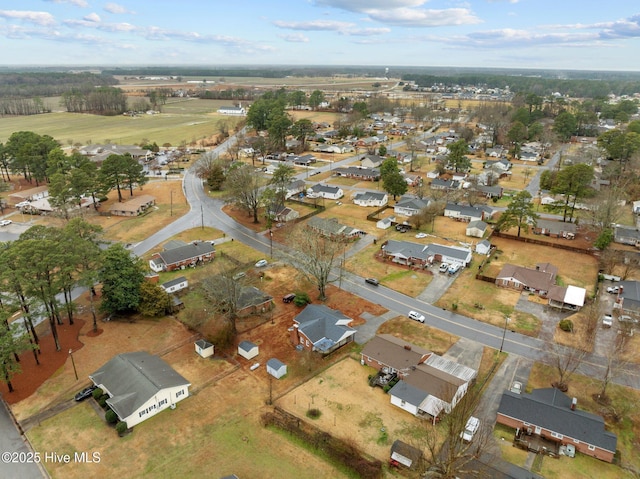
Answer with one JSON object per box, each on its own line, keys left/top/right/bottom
{"left": 377, "top": 316, "right": 458, "bottom": 355}
{"left": 527, "top": 362, "right": 640, "bottom": 476}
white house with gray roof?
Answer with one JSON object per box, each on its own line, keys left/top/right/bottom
{"left": 382, "top": 240, "right": 472, "bottom": 267}
{"left": 307, "top": 184, "right": 343, "bottom": 200}
{"left": 394, "top": 195, "right": 431, "bottom": 217}
{"left": 353, "top": 191, "right": 388, "bottom": 207}
{"left": 89, "top": 351, "right": 191, "bottom": 428}
{"left": 444, "top": 203, "right": 494, "bottom": 222}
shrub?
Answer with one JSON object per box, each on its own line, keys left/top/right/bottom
{"left": 306, "top": 408, "right": 322, "bottom": 420}
{"left": 559, "top": 319, "right": 573, "bottom": 332}
{"left": 98, "top": 394, "right": 109, "bottom": 409}
{"left": 115, "top": 421, "right": 128, "bottom": 436}
{"left": 293, "top": 291, "right": 311, "bottom": 307}
{"left": 105, "top": 409, "right": 118, "bottom": 424}
{"left": 92, "top": 388, "right": 103, "bottom": 400}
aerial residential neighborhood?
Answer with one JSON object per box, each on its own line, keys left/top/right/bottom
{"left": 1, "top": 5, "right": 640, "bottom": 479}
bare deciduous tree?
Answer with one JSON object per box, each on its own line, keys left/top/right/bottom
{"left": 550, "top": 343, "right": 586, "bottom": 391}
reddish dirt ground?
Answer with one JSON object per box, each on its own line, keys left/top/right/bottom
{"left": 1, "top": 318, "right": 85, "bottom": 404}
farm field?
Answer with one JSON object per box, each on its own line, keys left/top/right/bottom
{"left": 0, "top": 98, "right": 243, "bottom": 146}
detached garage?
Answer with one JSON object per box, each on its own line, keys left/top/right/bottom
{"left": 390, "top": 440, "right": 423, "bottom": 469}
{"left": 266, "top": 358, "right": 287, "bottom": 379}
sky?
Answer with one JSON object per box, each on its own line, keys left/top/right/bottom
{"left": 2, "top": 1, "right": 640, "bottom": 71}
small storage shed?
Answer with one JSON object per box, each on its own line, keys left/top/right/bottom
{"left": 390, "top": 439, "right": 423, "bottom": 469}
{"left": 266, "top": 358, "right": 287, "bottom": 379}
{"left": 194, "top": 339, "right": 214, "bottom": 358}
{"left": 476, "top": 239, "right": 491, "bottom": 255}
{"left": 238, "top": 341, "right": 259, "bottom": 360}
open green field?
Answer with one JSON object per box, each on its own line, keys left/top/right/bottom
{"left": 0, "top": 98, "right": 242, "bottom": 146}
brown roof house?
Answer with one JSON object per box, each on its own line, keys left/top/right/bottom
{"left": 149, "top": 242, "right": 214, "bottom": 272}
{"left": 8, "top": 185, "right": 49, "bottom": 206}
{"left": 236, "top": 286, "right": 273, "bottom": 317}
{"left": 109, "top": 194, "right": 156, "bottom": 217}
{"left": 495, "top": 263, "right": 558, "bottom": 296}
{"left": 362, "top": 335, "right": 476, "bottom": 421}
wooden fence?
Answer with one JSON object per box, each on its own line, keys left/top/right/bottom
{"left": 492, "top": 230, "right": 595, "bottom": 255}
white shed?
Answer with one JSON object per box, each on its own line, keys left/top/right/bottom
{"left": 238, "top": 341, "right": 259, "bottom": 360}
{"left": 266, "top": 358, "right": 287, "bottom": 379}
{"left": 475, "top": 239, "right": 491, "bottom": 255}
{"left": 376, "top": 215, "right": 395, "bottom": 230}
{"left": 194, "top": 339, "right": 214, "bottom": 358}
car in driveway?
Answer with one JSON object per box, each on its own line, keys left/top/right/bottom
{"left": 438, "top": 263, "right": 449, "bottom": 273}
{"left": 74, "top": 385, "right": 97, "bottom": 401}
{"left": 408, "top": 310, "right": 425, "bottom": 323}
{"left": 255, "top": 259, "right": 268, "bottom": 268}
{"left": 606, "top": 286, "right": 619, "bottom": 294}
{"left": 365, "top": 278, "right": 379, "bottom": 286}
{"left": 602, "top": 314, "right": 613, "bottom": 328}
{"left": 460, "top": 416, "right": 480, "bottom": 442}
{"left": 510, "top": 381, "right": 522, "bottom": 394}
{"left": 448, "top": 263, "right": 462, "bottom": 275}
{"left": 0, "top": 219, "right": 11, "bottom": 227}
{"left": 415, "top": 232, "right": 428, "bottom": 239}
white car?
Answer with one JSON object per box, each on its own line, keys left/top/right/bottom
{"left": 510, "top": 381, "right": 522, "bottom": 394}
{"left": 461, "top": 416, "right": 480, "bottom": 442}
{"left": 0, "top": 219, "right": 12, "bottom": 227}
{"left": 602, "top": 314, "right": 613, "bottom": 328}
{"left": 408, "top": 311, "right": 425, "bottom": 323}
{"left": 255, "top": 259, "right": 268, "bottom": 268}
{"left": 439, "top": 263, "right": 449, "bottom": 273}
{"left": 415, "top": 232, "right": 428, "bottom": 239}
{"left": 606, "top": 286, "right": 619, "bottom": 294}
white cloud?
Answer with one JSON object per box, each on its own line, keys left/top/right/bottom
{"left": 83, "top": 13, "right": 101, "bottom": 23}
{"left": 0, "top": 10, "right": 56, "bottom": 26}
{"left": 273, "top": 20, "right": 355, "bottom": 31}
{"left": 366, "top": 7, "right": 482, "bottom": 27}
{"left": 277, "top": 33, "right": 309, "bottom": 43}
{"left": 315, "top": 0, "right": 426, "bottom": 12}
{"left": 104, "top": 3, "right": 135, "bottom": 15}
{"left": 45, "top": 0, "right": 89, "bottom": 7}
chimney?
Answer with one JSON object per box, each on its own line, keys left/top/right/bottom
{"left": 571, "top": 397, "right": 577, "bottom": 410}
{"left": 404, "top": 345, "right": 411, "bottom": 351}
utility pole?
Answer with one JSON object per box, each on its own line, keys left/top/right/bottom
{"left": 69, "top": 349, "right": 78, "bottom": 381}
{"left": 200, "top": 204, "right": 204, "bottom": 229}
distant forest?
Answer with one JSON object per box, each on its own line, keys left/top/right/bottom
{"left": 0, "top": 72, "right": 117, "bottom": 98}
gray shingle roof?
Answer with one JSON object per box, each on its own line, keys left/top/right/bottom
{"left": 89, "top": 352, "right": 190, "bottom": 421}
{"left": 497, "top": 388, "right": 617, "bottom": 453}
{"left": 161, "top": 276, "right": 187, "bottom": 289}
{"left": 395, "top": 195, "right": 430, "bottom": 211}
{"left": 238, "top": 340, "right": 257, "bottom": 353}
{"left": 157, "top": 242, "right": 214, "bottom": 267}
{"left": 294, "top": 304, "right": 355, "bottom": 353}
{"left": 354, "top": 191, "right": 387, "bottom": 202}
{"left": 389, "top": 380, "right": 429, "bottom": 405}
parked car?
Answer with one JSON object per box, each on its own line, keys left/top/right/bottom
{"left": 415, "top": 232, "right": 427, "bottom": 239}
{"left": 74, "top": 385, "right": 97, "bottom": 402}
{"left": 395, "top": 224, "right": 410, "bottom": 233}
{"left": 439, "top": 263, "right": 449, "bottom": 273}
{"left": 408, "top": 311, "right": 425, "bottom": 323}
{"left": 607, "top": 286, "right": 619, "bottom": 294}
{"left": 460, "top": 416, "right": 480, "bottom": 442}
{"left": 448, "top": 263, "right": 462, "bottom": 275}
{"left": 255, "top": 259, "right": 268, "bottom": 268}
{"left": 510, "top": 381, "right": 522, "bottom": 394}
{"left": 282, "top": 293, "right": 296, "bottom": 303}
{"left": 365, "top": 278, "right": 379, "bottom": 286}
{"left": 602, "top": 314, "right": 613, "bottom": 328}
{"left": 0, "top": 219, "right": 12, "bottom": 227}
{"left": 619, "top": 315, "right": 638, "bottom": 324}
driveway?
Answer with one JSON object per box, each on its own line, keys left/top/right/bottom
{"left": 0, "top": 396, "right": 45, "bottom": 478}
{"left": 416, "top": 267, "right": 458, "bottom": 303}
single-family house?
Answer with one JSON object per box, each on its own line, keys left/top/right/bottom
{"left": 613, "top": 225, "right": 640, "bottom": 247}
{"left": 430, "top": 178, "right": 460, "bottom": 191}
{"left": 238, "top": 340, "right": 259, "bottom": 360}
{"left": 533, "top": 219, "right": 577, "bottom": 239}
{"left": 291, "top": 154, "right": 317, "bottom": 166}
{"left": 394, "top": 195, "right": 431, "bottom": 217}
{"left": 495, "top": 263, "right": 558, "bottom": 296}
{"left": 376, "top": 215, "right": 396, "bottom": 230}
{"left": 307, "top": 216, "right": 362, "bottom": 240}
{"left": 8, "top": 185, "right": 49, "bottom": 206}
{"left": 80, "top": 144, "right": 153, "bottom": 163}
{"left": 333, "top": 166, "right": 380, "bottom": 181}
{"left": 307, "top": 184, "right": 343, "bottom": 200}
{"left": 355, "top": 136, "right": 379, "bottom": 148}
{"left": 476, "top": 184, "right": 504, "bottom": 199}
{"left": 217, "top": 105, "right": 246, "bottom": 116}
{"left": 284, "top": 179, "right": 306, "bottom": 199}
{"left": 403, "top": 173, "right": 422, "bottom": 186}
{"left": 496, "top": 388, "right": 617, "bottom": 463}
{"left": 266, "top": 358, "right": 287, "bottom": 379}
{"left": 236, "top": 287, "right": 273, "bottom": 317}
{"left": 444, "top": 203, "right": 494, "bottom": 222}
{"left": 289, "top": 304, "right": 356, "bottom": 355}
{"left": 547, "top": 285, "right": 586, "bottom": 311}
{"left": 89, "top": 351, "right": 191, "bottom": 429}
{"left": 518, "top": 150, "right": 539, "bottom": 162}
{"left": 382, "top": 240, "right": 473, "bottom": 267}
{"left": 485, "top": 147, "right": 505, "bottom": 158}
{"left": 149, "top": 242, "right": 215, "bottom": 272}
{"left": 194, "top": 339, "right": 214, "bottom": 358}
{"left": 611, "top": 280, "right": 640, "bottom": 319}
{"left": 484, "top": 158, "right": 512, "bottom": 171}
{"left": 390, "top": 440, "right": 423, "bottom": 470}
{"left": 160, "top": 276, "right": 188, "bottom": 294}
{"left": 353, "top": 191, "right": 388, "bottom": 207}
{"left": 269, "top": 205, "right": 299, "bottom": 223}
{"left": 108, "top": 195, "right": 156, "bottom": 217}
{"left": 360, "top": 154, "right": 385, "bottom": 169}
{"left": 466, "top": 220, "right": 488, "bottom": 238}
{"left": 476, "top": 239, "right": 492, "bottom": 255}
{"left": 361, "top": 334, "right": 431, "bottom": 373}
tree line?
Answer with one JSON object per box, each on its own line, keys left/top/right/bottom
{"left": 0, "top": 72, "right": 117, "bottom": 98}
{"left": 60, "top": 86, "right": 127, "bottom": 115}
